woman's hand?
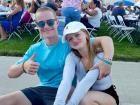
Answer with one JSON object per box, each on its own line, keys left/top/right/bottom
{"left": 81, "top": 3, "right": 88, "bottom": 11}
{"left": 89, "top": 61, "right": 111, "bottom": 80}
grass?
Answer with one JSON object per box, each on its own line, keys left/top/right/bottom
{"left": 97, "top": 21, "right": 140, "bottom": 61}
{"left": 0, "top": 22, "right": 140, "bottom": 62}
{"left": 0, "top": 33, "right": 37, "bottom": 56}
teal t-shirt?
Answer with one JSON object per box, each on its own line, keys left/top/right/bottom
{"left": 16, "top": 36, "right": 94, "bottom": 88}
{"left": 16, "top": 36, "right": 70, "bottom": 88}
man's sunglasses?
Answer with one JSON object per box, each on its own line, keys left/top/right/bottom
{"left": 36, "top": 19, "right": 56, "bottom": 28}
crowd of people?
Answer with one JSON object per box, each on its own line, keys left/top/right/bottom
{"left": 104, "top": 1, "right": 140, "bottom": 26}
{"left": 0, "top": 0, "right": 104, "bottom": 41}
{"left": 0, "top": 0, "right": 122, "bottom": 105}
{"left": 0, "top": 0, "right": 24, "bottom": 41}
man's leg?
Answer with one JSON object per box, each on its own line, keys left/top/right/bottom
{"left": 0, "top": 91, "right": 32, "bottom": 105}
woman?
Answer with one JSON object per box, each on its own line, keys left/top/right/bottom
{"left": 0, "top": 0, "right": 24, "bottom": 41}
{"left": 61, "top": 0, "right": 81, "bottom": 25}
{"left": 28, "top": 0, "right": 41, "bottom": 13}
{"left": 54, "top": 21, "right": 119, "bottom": 105}
{"left": 81, "top": 0, "right": 102, "bottom": 31}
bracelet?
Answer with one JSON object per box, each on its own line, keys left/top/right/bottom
{"left": 22, "top": 62, "right": 27, "bottom": 73}
{"left": 96, "top": 56, "right": 112, "bottom": 65}
{"left": 104, "top": 57, "right": 112, "bottom": 61}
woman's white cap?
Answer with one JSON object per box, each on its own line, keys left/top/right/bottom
{"left": 62, "top": 21, "right": 88, "bottom": 43}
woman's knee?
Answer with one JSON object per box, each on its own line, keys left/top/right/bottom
{"left": 79, "top": 98, "right": 99, "bottom": 105}
{"left": 79, "top": 91, "right": 117, "bottom": 105}
{"left": 79, "top": 93, "right": 99, "bottom": 105}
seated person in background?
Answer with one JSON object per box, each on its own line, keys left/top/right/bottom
{"left": 61, "top": 0, "right": 81, "bottom": 25}
{"left": 107, "top": 4, "right": 114, "bottom": 11}
{"left": 125, "top": 6, "right": 133, "bottom": 15}
{"left": 28, "top": 0, "right": 42, "bottom": 13}
{"left": 53, "top": 21, "right": 119, "bottom": 105}
{"left": 0, "top": 0, "right": 24, "bottom": 41}
{"left": 112, "top": 2, "right": 126, "bottom": 24}
{"left": 81, "top": 0, "right": 102, "bottom": 31}
{"left": 20, "top": 0, "right": 42, "bottom": 25}
{"left": 8, "top": 0, "right": 17, "bottom": 10}
{"left": 42, "top": 1, "right": 58, "bottom": 12}
{"left": 134, "top": 2, "right": 140, "bottom": 15}
{"left": 0, "top": 0, "right": 11, "bottom": 12}
{"left": 55, "top": 0, "right": 62, "bottom": 16}
{"left": 42, "top": 0, "right": 62, "bottom": 16}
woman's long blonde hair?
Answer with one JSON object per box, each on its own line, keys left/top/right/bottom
{"left": 16, "top": 0, "right": 24, "bottom": 9}
{"left": 72, "top": 29, "right": 96, "bottom": 68}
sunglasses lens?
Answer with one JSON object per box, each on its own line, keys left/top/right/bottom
{"left": 37, "top": 21, "right": 45, "bottom": 28}
{"left": 47, "top": 19, "right": 55, "bottom": 27}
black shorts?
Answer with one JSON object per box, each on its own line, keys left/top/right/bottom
{"left": 102, "top": 85, "right": 119, "bottom": 105}
{"left": 21, "top": 86, "right": 58, "bottom": 105}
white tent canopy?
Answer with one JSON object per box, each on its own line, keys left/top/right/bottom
{"left": 102, "top": 0, "right": 139, "bottom": 5}
{"left": 135, "top": 0, "right": 140, "bottom": 7}
{"left": 24, "top": 0, "right": 32, "bottom": 3}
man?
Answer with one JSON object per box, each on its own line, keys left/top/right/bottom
{"left": 0, "top": 7, "right": 114, "bottom": 105}
{"left": 112, "top": 2, "right": 126, "bottom": 24}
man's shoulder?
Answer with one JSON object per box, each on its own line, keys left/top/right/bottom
{"left": 30, "top": 41, "right": 44, "bottom": 49}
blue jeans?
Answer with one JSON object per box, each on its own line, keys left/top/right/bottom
{"left": 61, "top": 7, "right": 81, "bottom": 25}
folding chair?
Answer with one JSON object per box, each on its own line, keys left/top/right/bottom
{"left": 30, "top": 13, "right": 40, "bottom": 42}
{"left": 108, "top": 15, "right": 125, "bottom": 38}
{"left": 117, "top": 15, "right": 135, "bottom": 43}
{"left": 8, "top": 29, "right": 22, "bottom": 40}
{"left": 87, "top": 28, "right": 97, "bottom": 37}
{"left": 19, "top": 11, "right": 34, "bottom": 35}
{"left": 7, "top": 20, "right": 23, "bottom": 40}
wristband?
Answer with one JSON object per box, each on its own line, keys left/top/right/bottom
{"left": 104, "top": 57, "right": 112, "bottom": 61}
{"left": 22, "top": 62, "right": 27, "bottom": 73}
{"left": 96, "top": 56, "right": 112, "bottom": 65}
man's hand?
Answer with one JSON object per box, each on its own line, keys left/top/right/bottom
{"left": 24, "top": 53, "right": 40, "bottom": 75}
{"left": 90, "top": 61, "right": 111, "bottom": 80}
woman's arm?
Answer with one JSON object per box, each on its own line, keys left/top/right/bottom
{"left": 84, "top": 8, "right": 97, "bottom": 16}
{"left": 66, "top": 69, "right": 99, "bottom": 105}
{"left": 93, "top": 36, "right": 114, "bottom": 59}
{"left": 9, "top": 5, "right": 22, "bottom": 16}
{"left": 91, "top": 36, "right": 114, "bottom": 79}
{"left": 28, "top": 0, "right": 35, "bottom": 13}
{"left": 53, "top": 53, "right": 76, "bottom": 105}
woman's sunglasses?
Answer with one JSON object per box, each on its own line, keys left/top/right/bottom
{"left": 36, "top": 19, "right": 56, "bottom": 28}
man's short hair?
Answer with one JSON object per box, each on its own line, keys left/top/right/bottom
{"left": 35, "top": 6, "right": 57, "bottom": 19}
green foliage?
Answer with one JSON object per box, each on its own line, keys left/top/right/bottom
{"left": 0, "top": 23, "right": 140, "bottom": 62}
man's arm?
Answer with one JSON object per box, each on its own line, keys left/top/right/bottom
{"left": 8, "top": 53, "right": 39, "bottom": 78}
{"left": 8, "top": 63, "right": 25, "bottom": 78}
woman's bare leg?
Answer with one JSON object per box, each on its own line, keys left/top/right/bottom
{"left": 79, "top": 91, "right": 117, "bottom": 105}
{"left": 0, "top": 91, "right": 32, "bottom": 105}
{"left": 0, "top": 25, "right": 8, "bottom": 39}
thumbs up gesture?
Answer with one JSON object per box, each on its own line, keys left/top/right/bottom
{"left": 23, "top": 53, "right": 40, "bottom": 75}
